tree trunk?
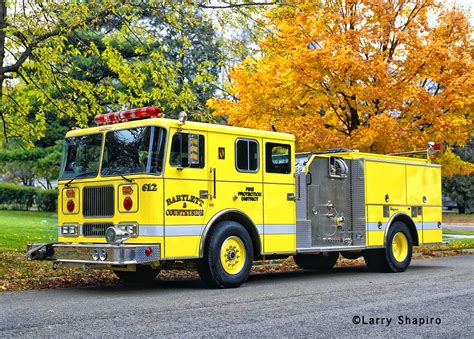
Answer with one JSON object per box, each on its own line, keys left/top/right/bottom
{"left": 0, "top": 0, "right": 7, "bottom": 139}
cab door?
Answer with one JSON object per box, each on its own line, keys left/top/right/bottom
{"left": 263, "top": 139, "right": 296, "bottom": 254}
{"left": 163, "top": 128, "right": 208, "bottom": 258}
{"left": 206, "top": 134, "right": 264, "bottom": 249}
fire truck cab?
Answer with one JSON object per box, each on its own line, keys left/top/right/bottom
{"left": 27, "top": 107, "right": 442, "bottom": 288}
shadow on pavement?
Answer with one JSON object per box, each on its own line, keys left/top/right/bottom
{"left": 65, "top": 261, "right": 446, "bottom": 294}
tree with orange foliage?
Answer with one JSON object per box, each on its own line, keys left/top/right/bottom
{"left": 209, "top": 0, "right": 473, "bottom": 175}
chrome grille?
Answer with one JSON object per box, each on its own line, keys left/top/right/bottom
{"left": 83, "top": 223, "right": 114, "bottom": 237}
{"left": 83, "top": 186, "right": 114, "bottom": 217}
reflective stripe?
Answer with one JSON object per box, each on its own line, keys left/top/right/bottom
{"left": 367, "top": 222, "right": 387, "bottom": 231}
{"left": 264, "top": 224, "right": 296, "bottom": 234}
{"left": 139, "top": 224, "right": 206, "bottom": 237}
{"left": 423, "top": 222, "right": 441, "bottom": 230}
{"left": 256, "top": 224, "right": 296, "bottom": 234}
{"left": 139, "top": 225, "right": 164, "bottom": 237}
{"left": 165, "top": 225, "right": 204, "bottom": 236}
{"left": 368, "top": 221, "right": 439, "bottom": 231}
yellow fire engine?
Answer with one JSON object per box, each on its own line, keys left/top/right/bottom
{"left": 27, "top": 106, "right": 442, "bottom": 288}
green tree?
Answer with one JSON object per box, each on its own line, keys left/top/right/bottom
{"left": 1, "top": 1, "right": 224, "bottom": 146}
{"left": 0, "top": 0, "right": 114, "bottom": 145}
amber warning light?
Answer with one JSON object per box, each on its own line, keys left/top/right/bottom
{"left": 94, "top": 106, "right": 162, "bottom": 125}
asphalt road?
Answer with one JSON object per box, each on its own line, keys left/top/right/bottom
{"left": 1, "top": 255, "right": 473, "bottom": 337}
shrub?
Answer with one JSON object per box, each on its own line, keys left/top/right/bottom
{"left": 35, "top": 189, "right": 58, "bottom": 212}
{"left": 0, "top": 184, "right": 36, "bottom": 210}
{"left": 0, "top": 184, "right": 57, "bottom": 211}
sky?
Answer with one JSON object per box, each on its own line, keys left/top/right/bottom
{"left": 455, "top": 0, "right": 474, "bottom": 22}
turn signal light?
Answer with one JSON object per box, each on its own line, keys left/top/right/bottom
{"left": 66, "top": 199, "right": 75, "bottom": 212}
{"left": 123, "top": 197, "right": 133, "bottom": 210}
{"left": 66, "top": 189, "right": 75, "bottom": 198}
{"left": 122, "top": 185, "right": 133, "bottom": 195}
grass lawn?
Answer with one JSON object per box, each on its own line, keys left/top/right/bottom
{"left": 442, "top": 213, "right": 474, "bottom": 224}
{"left": 443, "top": 229, "right": 474, "bottom": 236}
{"left": 448, "top": 238, "right": 474, "bottom": 245}
{"left": 0, "top": 210, "right": 57, "bottom": 251}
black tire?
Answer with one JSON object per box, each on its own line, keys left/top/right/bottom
{"left": 114, "top": 265, "right": 160, "bottom": 284}
{"left": 293, "top": 252, "right": 339, "bottom": 270}
{"left": 363, "top": 221, "right": 413, "bottom": 272}
{"left": 197, "top": 221, "right": 253, "bottom": 288}
{"left": 341, "top": 251, "right": 362, "bottom": 260}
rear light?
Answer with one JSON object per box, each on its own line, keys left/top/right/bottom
{"left": 67, "top": 199, "right": 75, "bottom": 212}
{"left": 123, "top": 197, "right": 133, "bottom": 210}
{"left": 433, "top": 144, "right": 441, "bottom": 151}
{"left": 66, "top": 189, "right": 75, "bottom": 198}
{"left": 94, "top": 106, "right": 162, "bottom": 125}
{"left": 122, "top": 185, "right": 133, "bottom": 195}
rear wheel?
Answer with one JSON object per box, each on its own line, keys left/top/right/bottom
{"left": 293, "top": 252, "right": 339, "bottom": 270}
{"left": 114, "top": 265, "right": 160, "bottom": 284}
{"left": 364, "top": 221, "right": 413, "bottom": 272}
{"left": 197, "top": 221, "right": 253, "bottom": 288}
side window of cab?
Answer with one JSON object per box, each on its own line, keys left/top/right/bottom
{"left": 170, "top": 132, "right": 205, "bottom": 168}
{"left": 265, "top": 142, "right": 291, "bottom": 174}
{"left": 235, "top": 139, "right": 259, "bottom": 173}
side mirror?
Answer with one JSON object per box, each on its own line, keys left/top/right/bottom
{"left": 188, "top": 134, "right": 200, "bottom": 166}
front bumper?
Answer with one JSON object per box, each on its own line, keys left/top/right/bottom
{"left": 27, "top": 243, "right": 161, "bottom": 265}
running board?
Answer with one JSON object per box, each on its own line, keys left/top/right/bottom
{"left": 296, "top": 245, "right": 370, "bottom": 253}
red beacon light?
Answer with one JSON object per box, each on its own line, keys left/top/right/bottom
{"left": 427, "top": 141, "right": 441, "bottom": 156}
{"left": 94, "top": 106, "right": 162, "bottom": 125}
{"left": 428, "top": 141, "right": 441, "bottom": 154}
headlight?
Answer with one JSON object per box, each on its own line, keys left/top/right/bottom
{"left": 118, "top": 223, "right": 138, "bottom": 237}
{"left": 61, "top": 225, "right": 78, "bottom": 236}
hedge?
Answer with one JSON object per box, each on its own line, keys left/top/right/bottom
{"left": 0, "top": 184, "right": 57, "bottom": 211}
{"left": 35, "top": 189, "right": 58, "bottom": 212}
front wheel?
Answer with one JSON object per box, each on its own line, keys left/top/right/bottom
{"left": 364, "top": 221, "right": 413, "bottom": 272}
{"left": 197, "top": 221, "right": 253, "bottom": 288}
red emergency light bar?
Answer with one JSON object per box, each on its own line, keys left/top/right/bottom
{"left": 94, "top": 106, "right": 162, "bottom": 125}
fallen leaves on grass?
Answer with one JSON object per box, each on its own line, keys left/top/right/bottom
{"left": 0, "top": 250, "right": 117, "bottom": 292}
{"left": 1, "top": 246, "right": 472, "bottom": 292}
{"left": 414, "top": 243, "right": 473, "bottom": 258}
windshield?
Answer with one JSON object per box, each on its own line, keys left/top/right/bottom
{"left": 101, "top": 126, "right": 166, "bottom": 176}
{"left": 59, "top": 134, "right": 102, "bottom": 180}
